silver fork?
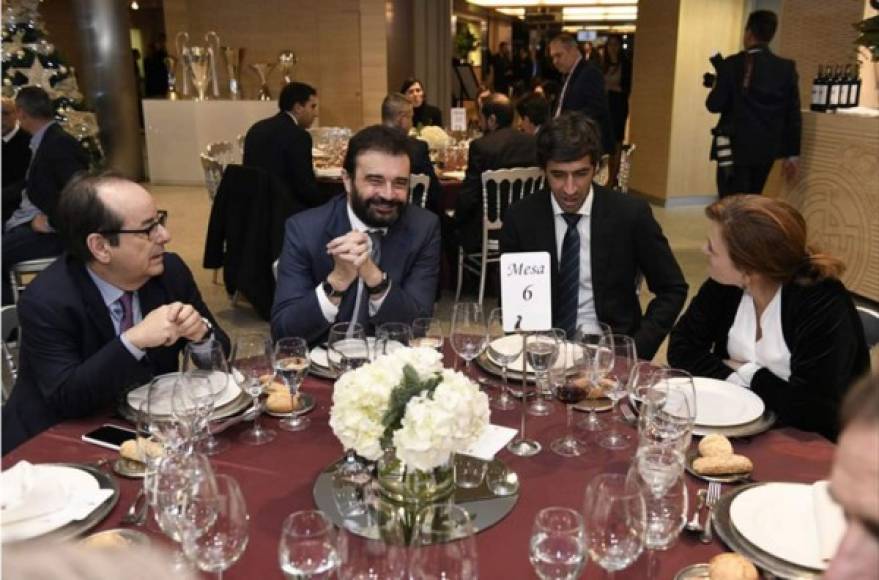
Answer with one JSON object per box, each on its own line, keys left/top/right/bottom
{"left": 700, "top": 481, "right": 722, "bottom": 544}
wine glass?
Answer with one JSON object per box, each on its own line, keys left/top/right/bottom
{"left": 529, "top": 507, "right": 586, "bottom": 580}
{"left": 182, "top": 339, "right": 231, "bottom": 455}
{"left": 486, "top": 308, "right": 518, "bottom": 411}
{"left": 171, "top": 372, "right": 217, "bottom": 454}
{"left": 635, "top": 443, "right": 685, "bottom": 499}
{"left": 411, "top": 318, "right": 444, "bottom": 351}
{"left": 582, "top": 473, "right": 646, "bottom": 574}
{"left": 409, "top": 504, "right": 478, "bottom": 580}
{"left": 180, "top": 474, "right": 250, "bottom": 579}
{"left": 450, "top": 302, "right": 488, "bottom": 374}
{"left": 332, "top": 451, "right": 373, "bottom": 533}
{"left": 640, "top": 370, "right": 696, "bottom": 453}
{"left": 230, "top": 333, "right": 275, "bottom": 445}
{"left": 549, "top": 363, "right": 588, "bottom": 457}
{"left": 278, "top": 510, "right": 341, "bottom": 578}
{"left": 525, "top": 330, "right": 562, "bottom": 417}
{"left": 600, "top": 334, "right": 637, "bottom": 450}
{"left": 327, "top": 322, "right": 370, "bottom": 375}
{"left": 628, "top": 466, "right": 688, "bottom": 551}
{"left": 139, "top": 377, "right": 187, "bottom": 456}
{"left": 628, "top": 361, "right": 667, "bottom": 414}
{"left": 338, "top": 525, "right": 407, "bottom": 579}
{"left": 576, "top": 323, "right": 613, "bottom": 431}
{"left": 376, "top": 322, "right": 412, "bottom": 356}
{"left": 272, "top": 337, "right": 311, "bottom": 432}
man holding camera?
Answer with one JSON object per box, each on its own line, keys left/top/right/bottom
{"left": 705, "top": 10, "right": 801, "bottom": 197}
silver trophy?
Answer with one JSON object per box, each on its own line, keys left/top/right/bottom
{"left": 249, "top": 62, "right": 275, "bottom": 101}
{"left": 164, "top": 55, "right": 178, "bottom": 100}
{"left": 222, "top": 47, "right": 244, "bottom": 100}
{"left": 278, "top": 50, "right": 297, "bottom": 84}
{"left": 185, "top": 46, "right": 212, "bottom": 101}
{"left": 175, "top": 31, "right": 190, "bottom": 97}
{"left": 205, "top": 31, "right": 221, "bottom": 98}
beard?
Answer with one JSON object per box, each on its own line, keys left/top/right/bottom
{"left": 350, "top": 187, "right": 406, "bottom": 228}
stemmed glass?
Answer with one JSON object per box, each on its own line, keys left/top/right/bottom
{"left": 376, "top": 322, "right": 412, "bottom": 356}
{"left": 272, "top": 337, "right": 311, "bottom": 432}
{"left": 338, "top": 525, "right": 407, "bottom": 579}
{"left": 332, "top": 450, "right": 374, "bottom": 533}
{"left": 486, "top": 308, "right": 518, "bottom": 411}
{"left": 180, "top": 474, "right": 250, "bottom": 579}
{"left": 549, "top": 362, "right": 588, "bottom": 457}
{"left": 171, "top": 372, "right": 217, "bottom": 455}
{"left": 628, "top": 361, "right": 667, "bottom": 414}
{"left": 411, "top": 317, "right": 444, "bottom": 351}
{"left": 278, "top": 510, "right": 341, "bottom": 578}
{"left": 600, "top": 334, "right": 637, "bottom": 450}
{"left": 327, "top": 322, "right": 370, "bottom": 375}
{"left": 230, "top": 333, "right": 275, "bottom": 445}
{"left": 450, "top": 302, "right": 488, "bottom": 374}
{"left": 526, "top": 330, "right": 562, "bottom": 417}
{"left": 182, "top": 339, "right": 231, "bottom": 455}
{"left": 409, "top": 504, "right": 478, "bottom": 580}
{"left": 529, "top": 507, "right": 586, "bottom": 580}
{"left": 639, "top": 370, "right": 696, "bottom": 453}
{"left": 582, "top": 473, "right": 646, "bottom": 574}
{"left": 628, "top": 464, "right": 688, "bottom": 551}
{"left": 636, "top": 443, "right": 686, "bottom": 500}
{"left": 576, "top": 323, "right": 614, "bottom": 431}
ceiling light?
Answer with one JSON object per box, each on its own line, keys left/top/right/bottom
{"left": 496, "top": 8, "right": 526, "bottom": 17}
{"left": 130, "top": 1, "right": 139, "bottom": 9}
{"left": 468, "top": 0, "right": 637, "bottom": 6}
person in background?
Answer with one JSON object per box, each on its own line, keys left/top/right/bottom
{"left": 602, "top": 34, "right": 633, "bottom": 185}
{"left": 668, "top": 195, "right": 868, "bottom": 440}
{"left": 2, "top": 96, "right": 31, "bottom": 223}
{"left": 143, "top": 35, "right": 169, "bottom": 98}
{"left": 515, "top": 92, "right": 550, "bottom": 137}
{"left": 401, "top": 78, "right": 443, "bottom": 128}
{"left": 491, "top": 41, "right": 515, "bottom": 96}
{"left": 514, "top": 46, "right": 534, "bottom": 90}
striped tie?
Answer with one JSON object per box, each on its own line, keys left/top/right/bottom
{"left": 557, "top": 214, "right": 581, "bottom": 338}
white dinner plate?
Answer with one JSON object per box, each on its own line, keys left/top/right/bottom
{"left": 730, "top": 482, "right": 827, "bottom": 571}
{"left": 126, "top": 372, "right": 240, "bottom": 416}
{"left": 1, "top": 465, "right": 101, "bottom": 543}
{"left": 690, "top": 377, "right": 765, "bottom": 427}
{"left": 485, "top": 335, "right": 578, "bottom": 374}
{"left": 311, "top": 337, "right": 406, "bottom": 370}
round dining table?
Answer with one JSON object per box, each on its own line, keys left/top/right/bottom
{"left": 1, "top": 348, "right": 836, "bottom": 579}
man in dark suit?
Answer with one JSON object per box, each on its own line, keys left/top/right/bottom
{"left": 2, "top": 97, "right": 31, "bottom": 222}
{"left": 500, "top": 112, "right": 687, "bottom": 360}
{"left": 243, "top": 82, "right": 324, "bottom": 214}
{"left": 455, "top": 93, "right": 537, "bottom": 253}
{"left": 380, "top": 92, "right": 442, "bottom": 213}
{"left": 549, "top": 33, "right": 615, "bottom": 156}
{"left": 2, "top": 86, "right": 90, "bottom": 304}
{"left": 272, "top": 125, "right": 440, "bottom": 346}
{"left": 706, "top": 10, "right": 801, "bottom": 196}
{"left": 515, "top": 91, "right": 550, "bottom": 137}
{"left": 2, "top": 173, "right": 229, "bottom": 453}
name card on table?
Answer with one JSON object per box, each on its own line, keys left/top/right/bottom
{"left": 500, "top": 252, "right": 552, "bottom": 332}
{"left": 450, "top": 107, "right": 467, "bottom": 132}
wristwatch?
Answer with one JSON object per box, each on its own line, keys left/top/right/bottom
{"left": 200, "top": 316, "right": 214, "bottom": 338}
{"left": 366, "top": 271, "right": 390, "bottom": 296}
{"left": 322, "top": 279, "right": 345, "bottom": 299}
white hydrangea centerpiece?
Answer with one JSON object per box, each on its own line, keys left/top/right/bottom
{"left": 329, "top": 347, "right": 489, "bottom": 472}
{"left": 415, "top": 125, "right": 452, "bottom": 151}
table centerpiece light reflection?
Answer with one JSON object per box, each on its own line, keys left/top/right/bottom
{"left": 328, "top": 346, "right": 490, "bottom": 545}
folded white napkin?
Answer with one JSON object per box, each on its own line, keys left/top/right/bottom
{"left": 812, "top": 480, "right": 846, "bottom": 562}
{"left": 461, "top": 425, "right": 517, "bottom": 461}
{"left": 1, "top": 461, "right": 68, "bottom": 525}
{"left": 68, "top": 488, "right": 115, "bottom": 521}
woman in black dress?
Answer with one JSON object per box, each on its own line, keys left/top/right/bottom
{"left": 401, "top": 78, "right": 443, "bottom": 128}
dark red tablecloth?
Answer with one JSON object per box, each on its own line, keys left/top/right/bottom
{"left": 2, "top": 354, "right": 835, "bottom": 579}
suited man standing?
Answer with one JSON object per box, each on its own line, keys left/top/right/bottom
{"left": 2, "top": 173, "right": 229, "bottom": 453}
{"left": 381, "top": 92, "right": 442, "bottom": 214}
{"left": 272, "top": 125, "right": 440, "bottom": 346}
{"left": 706, "top": 10, "right": 801, "bottom": 196}
{"left": 2, "top": 86, "right": 89, "bottom": 304}
{"left": 2, "top": 97, "right": 31, "bottom": 222}
{"left": 549, "top": 33, "right": 615, "bottom": 156}
{"left": 243, "top": 82, "right": 323, "bottom": 213}
{"left": 455, "top": 93, "right": 537, "bottom": 254}
{"left": 500, "top": 112, "right": 687, "bottom": 360}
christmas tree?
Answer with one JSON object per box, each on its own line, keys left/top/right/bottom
{"left": 2, "top": 0, "right": 103, "bottom": 166}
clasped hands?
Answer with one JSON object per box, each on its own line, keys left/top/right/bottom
{"left": 324, "top": 231, "right": 382, "bottom": 297}
{"left": 123, "top": 302, "right": 209, "bottom": 349}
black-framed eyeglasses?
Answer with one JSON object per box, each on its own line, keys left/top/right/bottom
{"left": 99, "top": 210, "right": 168, "bottom": 238}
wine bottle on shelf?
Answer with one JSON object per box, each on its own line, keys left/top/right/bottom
{"left": 820, "top": 65, "right": 834, "bottom": 112}
{"left": 827, "top": 65, "right": 842, "bottom": 111}
{"left": 810, "top": 65, "right": 825, "bottom": 111}
{"left": 850, "top": 66, "right": 862, "bottom": 108}
{"left": 839, "top": 65, "right": 852, "bottom": 108}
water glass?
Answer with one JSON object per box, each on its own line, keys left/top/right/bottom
{"left": 642, "top": 473, "right": 688, "bottom": 551}
{"left": 529, "top": 507, "right": 586, "bottom": 580}
{"left": 273, "top": 337, "right": 311, "bottom": 432}
{"left": 411, "top": 317, "right": 444, "bottom": 351}
{"left": 230, "top": 333, "right": 275, "bottom": 445}
{"left": 628, "top": 361, "right": 667, "bottom": 413}
{"left": 486, "top": 308, "right": 518, "bottom": 411}
{"left": 525, "top": 330, "right": 561, "bottom": 417}
{"left": 582, "top": 473, "right": 646, "bottom": 573}
{"left": 338, "top": 525, "right": 407, "bottom": 579}
{"left": 182, "top": 339, "right": 231, "bottom": 455}
{"left": 375, "top": 322, "right": 412, "bottom": 356}
{"left": 599, "top": 334, "right": 637, "bottom": 450}
{"left": 636, "top": 443, "right": 685, "bottom": 499}
{"left": 279, "top": 510, "right": 341, "bottom": 579}
{"left": 332, "top": 450, "right": 373, "bottom": 529}
{"left": 450, "top": 302, "right": 488, "bottom": 373}
{"left": 171, "top": 372, "right": 217, "bottom": 453}
{"left": 575, "top": 323, "right": 613, "bottom": 431}
{"left": 410, "top": 504, "right": 478, "bottom": 580}
{"left": 454, "top": 454, "right": 487, "bottom": 489}
{"left": 485, "top": 460, "right": 519, "bottom": 496}
{"left": 327, "top": 322, "right": 370, "bottom": 374}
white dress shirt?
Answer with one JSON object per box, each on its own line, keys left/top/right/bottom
{"left": 554, "top": 56, "right": 583, "bottom": 117}
{"left": 550, "top": 187, "right": 600, "bottom": 334}
{"left": 726, "top": 287, "right": 791, "bottom": 387}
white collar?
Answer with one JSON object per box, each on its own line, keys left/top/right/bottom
{"left": 286, "top": 111, "right": 299, "bottom": 125}
{"left": 549, "top": 184, "right": 594, "bottom": 217}
{"left": 2, "top": 123, "right": 20, "bottom": 143}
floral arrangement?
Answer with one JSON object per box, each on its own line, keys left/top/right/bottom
{"left": 329, "top": 347, "right": 490, "bottom": 471}
{"left": 415, "top": 125, "right": 452, "bottom": 151}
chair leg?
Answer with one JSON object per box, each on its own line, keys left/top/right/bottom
{"left": 478, "top": 246, "right": 488, "bottom": 307}
{"left": 455, "top": 247, "right": 464, "bottom": 302}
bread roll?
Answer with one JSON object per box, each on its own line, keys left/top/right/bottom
{"left": 693, "top": 454, "right": 753, "bottom": 476}
{"left": 708, "top": 552, "right": 759, "bottom": 580}
{"left": 568, "top": 374, "right": 608, "bottom": 400}
{"left": 82, "top": 531, "right": 132, "bottom": 550}
{"left": 698, "top": 434, "right": 734, "bottom": 457}
{"left": 267, "top": 391, "right": 301, "bottom": 413}
{"left": 119, "top": 437, "right": 163, "bottom": 463}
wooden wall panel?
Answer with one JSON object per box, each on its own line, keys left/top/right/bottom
{"left": 360, "top": 0, "right": 386, "bottom": 126}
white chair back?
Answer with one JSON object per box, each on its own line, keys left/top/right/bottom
{"left": 408, "top": 173, "right": 431, "bottom": 209}
{"left": 9, "top": 257, "right": 58, "bottom": 304}
{"left": 480, "top": 166, "right": 545, "bottom": 229}
{"left": 2, "top": 304, "right": 19, "bottom": 402}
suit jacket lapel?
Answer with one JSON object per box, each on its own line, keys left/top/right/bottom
{"left": 589, "top": 185, "right": 611, "bottom": 308}
{"left": 70, "top": 259, "right": 117, "bottom": 344}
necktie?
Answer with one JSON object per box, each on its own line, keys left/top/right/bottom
{"left": 118, "top": 292, "right": 134, "bottom": 333}
{"left": 557, "top": 214, "right": 581, "bottom": 338}
{"left": 352, "top": 230, "right": 385, "bottom": 329}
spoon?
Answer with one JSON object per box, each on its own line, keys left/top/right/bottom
{"left": 685, "top": 489, "right": 707, "bottom": 533}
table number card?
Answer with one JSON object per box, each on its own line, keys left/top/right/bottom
{"left": 500, "top": 252, "right": 552, "bottom": 332}
{"left": 450, "top": 107, "right": 467, "bottom": 132}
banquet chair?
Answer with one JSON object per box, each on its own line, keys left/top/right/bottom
{"left": 2, "top": 304, "right": 19, "bottom": 403}
{"left": 200, "top": 154, "right": 224, "bottom": 201}
{"left": 456, "top": 166, "right": 545, "bottom": 305}
{"left": 408, "top": 173, "right": 431, "bottom": 209}
{"left": 9, "top": 256, "right": 59, "bottom": 304}
{"left": 857, "top": 305, "right": 879, "bottom": 349}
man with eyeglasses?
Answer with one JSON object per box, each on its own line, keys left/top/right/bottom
{"left": 271, "top": 125, "right": 440, "bottom": 345}
{"left": 2, "top": 173, "right": 229, "bottom": 454}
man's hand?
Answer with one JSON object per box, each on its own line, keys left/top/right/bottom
{"left": 782, "top": 157, "right": 799, "bottom": 183}
{"left": 123, "top": 304, "right": 182, "bottom": 350}
{"left": 167, "top": 302, "right": 210, "bottom": 342}
{"left": 326, "top": 231, "right": 369, "bottom": 290}
{"left": 30, "top": 213, "right": 51, "bottom": 233}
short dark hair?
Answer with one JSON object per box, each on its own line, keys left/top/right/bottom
{"left": 550, "top": 32, "right": 578, "bottom": 50}
{"left": 400, "top": 77, "right": 422, "bottom": 95}
{"left": 515, "top": 92, "right": 549, "bottom": 127}
{"left": 481, "top": 94, "right": 514, "bottom": 128}
{"left": 15, "top": 86, "right": 54, "bottom": 120}
{"left": 56, "top": 171, "right": 126, "bottom": 262}
{"left": 537, "top": 111, "right": 603, "bottom": 168}
{"left": 342, "top": 125, "right": 411, "bottom": 177}
{"left": 746, "top": 10, "right": 778, "bottom": 43}
{"left": 381, "top": 93, "right": 412, "bottom": 124}
{"left": 278, "top": 82, "right": 316, "bottom": 113}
